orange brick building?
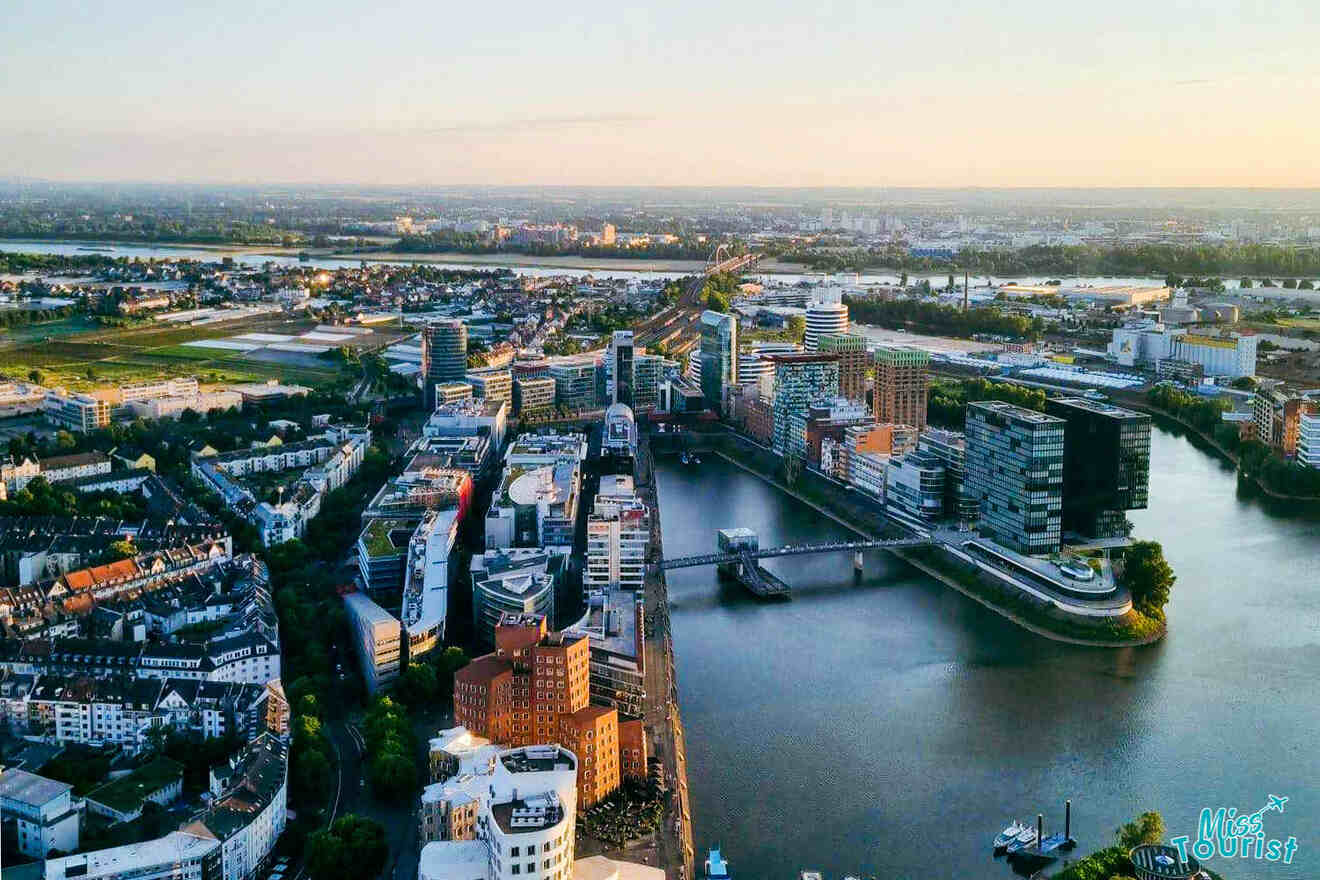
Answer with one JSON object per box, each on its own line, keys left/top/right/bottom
{"left": 454, "top": 612, "right": 646, "bottom": 808}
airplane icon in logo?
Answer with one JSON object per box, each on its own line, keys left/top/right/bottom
{"left": 1266, "top": 795, "right": 1288, "bottom": 815}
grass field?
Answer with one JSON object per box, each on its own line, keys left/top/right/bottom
{"left": 1277, "top": 317, "right": 1320, "bottom": 331}
{"left": 0, "top": 313, "right": 354, "bottom": 390}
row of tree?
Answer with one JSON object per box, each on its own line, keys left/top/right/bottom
{"left": 843, "top": 296, "right": 1042, "bottom": 341}
{"left": 926, "top": 377, "right": 1049, "bottom": 429}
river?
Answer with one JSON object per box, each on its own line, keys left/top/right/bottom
{"left": 0, "top": 239, "right": 1223, "bottom": 290}
{"left": 654, "top": 428, "right": 1317, "bottom": 880}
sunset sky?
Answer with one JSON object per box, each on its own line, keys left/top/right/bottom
{"left": 5, "top": 0, "right": 1320, "bottom": 186}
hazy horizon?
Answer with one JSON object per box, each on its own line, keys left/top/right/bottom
{"left": 6, "top": 0, "right": 1320, "bottom": 187}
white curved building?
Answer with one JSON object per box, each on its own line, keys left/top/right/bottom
{"left": 602, "top": 403, "right": 637, "bottom": 459}
{"left": 804, "top": 296, "right": 849, "bottom": 352}
{"left": 737, "top": 342, "right": 802, "bottom": 388}
{"left": 419, "top": 743, "right": 578, "bottom": 880}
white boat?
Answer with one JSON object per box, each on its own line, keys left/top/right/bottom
{"left": 993, "top": 819, "right": 1028, "bottom": 851}
{"left": 1005, "top": 825, "right": 1038, "bottom": 854}
{"left": 680, "top": 452, "right": 690, "bottom": 464}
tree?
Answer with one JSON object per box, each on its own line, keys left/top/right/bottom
{"left": 1239, "top": 277, "right": 1253, "bottom": 288}
{"left": 306, "top": 814, "right": 388, "bottom": 880}
{"left": 105, "top": 539, "right": 136, "bottom": 561}
{"left": 27, "top": 368, "right": 44, "bottom": 384}
{"left": 1117, "top": 811, "right": 1165, "bottom": 849}
{"left": 394, "top": 663, "right": 438, "bottom": 707}
{"left": 787, "top": 314, "right": 806, "bottom": 343}
{"left": 1120, "top": 541, "right": 1175, "bottom": 621}
{"left": 705, "top": 290, "right": 731, "bottom": 313}
{"left": 55, "top": 430, "right": 77, "bottom": 450}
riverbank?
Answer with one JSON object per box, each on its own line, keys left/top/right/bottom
{"left": 635, "top": 432, "right": 695, "bottom": 880}
{"left": 658, "top": 428, "right": 1164, "bottom": 647}
{"left": 1113, "top": 392, "right": 1320, "bottom": 505}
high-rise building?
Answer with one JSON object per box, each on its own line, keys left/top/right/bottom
{"left": 632, "top": 353, "right": 663, "bottom": 413}
{"left": 964, "top": 401, "right": 1065, "bottom": 555}
{"left": 767, "top": 353, "right": 840, "bottom": 458}
{"left": 1045, "top": 397, "right": 1151, "bottom": 539}
{"left": 421, "top": 320, "right": 468, "bottom": 410}
{"left": 608, "top": 331, "right": 635, "bottom": 407}
{"left": 816, "top": 333, "right": 868, "bottom": 404}
{"left": 699, "top": 311, "right": 737, "bottom": 414}
{"left": 873, "top": 346, "right": 930, "bottom": 430}
{"left": 585, "top": 475, "right": 649, "bottom": 594}
{"left": 804, "top": 293, "right": 849, "bottom": 351}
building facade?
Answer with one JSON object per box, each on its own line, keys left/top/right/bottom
{"left": 964, "top": 401, "right": 1065, "bottom": 555}
{"left": 422, "top": 320, "right": 469, "bottom": 410}
{"left": 767, "top": 354, "right": 839, "bottom": 458}
{"left": 872, "top": 346, "right": 930, "bottom": 431}
{"left": 698, "top": 311, "right": 737, "bottom": 414}
{"left": 1045, "top": 397, "right": 1151, "bottom": 538}
{"left": 816, "top": 333, "right": 868, "bottom": 404}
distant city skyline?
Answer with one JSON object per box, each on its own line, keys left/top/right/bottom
{"left": 4, "top": 0, "right": 1320, "bottom": 187}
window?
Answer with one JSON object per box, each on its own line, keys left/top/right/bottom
{"left": 512, "top": 867, "right": 520, "bottom": 875}
{"left": 511, "top": 846, "right": 520, "bottom": 857}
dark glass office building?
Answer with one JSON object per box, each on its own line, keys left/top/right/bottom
{"left": 1045, "top": 396, "right": 1152, "bottom": 539}
{"left": 421, "top": 319, "right": 468, "bottom": 410}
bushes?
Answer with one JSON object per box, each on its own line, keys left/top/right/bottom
{"left": 290, "top": 695, "right": 336, "bottom": 808}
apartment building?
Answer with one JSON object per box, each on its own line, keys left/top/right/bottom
{"left": 872, "top": 346, "right": 930, "bottom": 431}
{"left": 965, "top": 401, "right": 1065, "bottom": 555}
{"left": 343, "top": 590, "right": 402, "bottom": 694}
{"left": 585, "top": 476, "right": 648, "bottom": 594}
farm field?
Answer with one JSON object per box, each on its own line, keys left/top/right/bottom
{"left": 0, "top": 312, "right": 402, "bottom": 390}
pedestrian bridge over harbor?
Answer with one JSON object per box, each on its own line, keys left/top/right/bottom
{"left": 660, "top": 528, "right": 933, "bottom": 598}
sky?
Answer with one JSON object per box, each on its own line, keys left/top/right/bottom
{"left": 4, "top": 0, "right": 1320, "bottom": 187}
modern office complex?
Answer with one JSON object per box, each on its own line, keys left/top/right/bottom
{"left": 699, "top": 310, "right": 737, "bottom": 414}
{"left": 964, "top": 401, "right": 1065, "bottom": 555}
{"left": 873, "top": 346, "right": 930, "bottom": 431}
{"left": 401, "top": 507, "right": 460, "bottom": 664}
{"left": 470, "top": 548, "right": 564, "bottom": 645}
{"left": 565, "top": 589, "right": 646, "bottom": 719}
{"left": 465, "top": 367, "right": 513, "bottom": 403}
{"left": 803, "top": 292, "right": 849, "bottom": 351}
{"left": 44, "top": 389, "right": 111, "bottom": 432}
{"left": 485, "top": 434, "right": 587, "bottom": 551}
{"left": 1046, "top": 397, "right": 1152, "bottom": 538}
{"left": 421, "top": 319, "right": 469, "bottom": 410}
{"left": 767, "top": 353, "right": 840, "bottom": 457}
{"left": 514, "top": 375, "right": 557, "bottom": 415}
{"left": 884, "top": 450, "right": 947, "bottom": 523}
{"left": 631, "top": 352, "right": 664, "bottom": 413}
{"left": 343, "top": 589, "right": 403, "bottom": 694}
{"left": 608, "top": 330, "right": 635, "bottom": 406}
{"left": 918, "top": 427, "right": 976, "bottom": 523}
{"left": 548, "top": 358, "right": 599, "bottom": 410}
{"left": 816, "top": 332, "right": 868, "bottom": 404}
